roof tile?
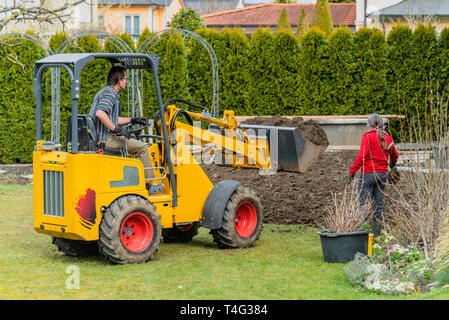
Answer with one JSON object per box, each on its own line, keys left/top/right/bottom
{"left": 202, "top": 3, "right": 356, "bottom": 27}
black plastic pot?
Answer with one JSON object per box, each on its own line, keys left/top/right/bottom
{"left": 317, "top": 230, "right": 370, "bottom": 263}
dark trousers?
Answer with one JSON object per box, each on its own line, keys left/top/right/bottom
{"left": 358, "top": 172, "right": 388, "bottom": 222}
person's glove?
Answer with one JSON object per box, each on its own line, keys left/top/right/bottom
{"left": 112, "top": 126, "right": 131, "bottom": 139}
{"left": 131, "top": 117, "right": 147, "bottom": 126}
{"left": 347, "top": 173, "right": 355, "bottom": 185}
{"left": 389, "top": 159, "right": 396, "bottom": 169}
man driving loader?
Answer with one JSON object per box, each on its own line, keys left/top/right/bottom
{"left": 89, "top": 65, "right": 154, "bottom": 184}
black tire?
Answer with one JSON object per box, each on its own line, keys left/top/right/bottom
{"left": 52, "top": 237, "right": 99, "bottom": 257}
{"left": 162, "top": 222, "right": 199, "bottom": 243}
{"left": 99, "top": 195, "right": 162, "bottom": 264}
{"left": 211, "top": 186, "right": 263, "bottom": 249}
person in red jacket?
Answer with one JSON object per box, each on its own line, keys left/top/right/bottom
{"left": 348, "top": 113, "right": 399, "bottom": 237}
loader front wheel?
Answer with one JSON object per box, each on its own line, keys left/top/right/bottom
{"left": 99, "top": 195, "right": 161, "bottom": 264}
{"left": 211, "top": 186, "right": 263, "bottom": 249}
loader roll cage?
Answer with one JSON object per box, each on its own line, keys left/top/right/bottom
{"left": 33, "top": 53, "right": 178, "bottom": 207}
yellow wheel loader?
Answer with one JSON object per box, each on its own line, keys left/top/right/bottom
{"left": 33, "top": 53, "right": 326, "bottom": 264}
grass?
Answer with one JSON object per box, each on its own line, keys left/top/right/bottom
{"left": 1, "top": 183, "right": 449, "bottom": 300}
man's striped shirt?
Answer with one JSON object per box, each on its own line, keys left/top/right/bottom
{"left": 89, "top": 85, "right": 121, "bottom": 141}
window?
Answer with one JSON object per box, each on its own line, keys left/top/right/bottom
{"left": 98, "top": 14, "right": 105, "bottom": 27}
{"left": 125, "top": 15, "right": 140, "bottom": 41}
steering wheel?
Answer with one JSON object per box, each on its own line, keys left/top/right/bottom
{"left": 123, "top": 120, "right": 152, "bottom": 140}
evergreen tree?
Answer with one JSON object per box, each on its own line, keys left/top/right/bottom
{"left": 136, "top": 28, "right": 153, "bottom": 51}
{"left": 216, "top": 28, "right": 250, "bottom": 115}
{"left": 297, "top": 28, "right": 330, "bottom": 115}
{"left": 138, "top": 34, "right": 189, "bottom": 115}
{"left": 311, "top": 0, "right": 333, "bottom": 36}
{"left": 170, "top": 7, "right": 205, "bottom": 32}
{"left": 135, "top": 28, "right": 159, "bottom": 117}
{"left": 385, "top": 24, "right": 414, "bottom": 117}
{"left": 296, "top": 8, "right": 309, "bottom": 39}
{"left": 186, "top": 28, "right": 221, "bottom": 111}
{"left": 104, "top": 33, "right": 135, "bottom": 53}
{"left": 411, "top": 24, "right": 438, "bottom": 119}
{"left": 0, "top": 32, "right": 46, "bottom": 163}
{"left": 159, "top": 35, "right": 189, "bottom": 105}
{"left": 76, "top": 36, "right": 108, "bottom": 115}
{"left": 353, "top": 28, "right": 387, "bottom": 114}
{"left": 273, "top": 28, "right": 300, "bottom": 115}
{"left": 49, "top": 32, "right": 67, "bottom": 53}
{"left": 276, "top": 8, "right": 291, "bottom": 32}
{"left": 247, "top": 28, "right": 277, "bottom": 115}
{"left": 327, "top": 27, "right": 355, "bottom": 114}
{"left": 438, "top": 27, "right": 449, "bottom": 101}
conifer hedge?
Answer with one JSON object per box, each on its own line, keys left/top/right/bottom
{"left": 297, "top": 28, "right": 329, "bottom": 115}
{"left": 2, "top": 24, "right": 449, "bottom": 163}
{"left": 247, "top": 28, "right": 277, "bottom": 115}
{"left": 353, "top": 28, "right": 387, "bottom": 114}
{"left": 273, "top": 28, "right": 299, "bottom": 115}
{"left": 216, "top": 28, "right": 250, "bottom": 115}
{"left": 327, "top": 27, "right": 355, "bottom": 114}
{"left": 439, "top": 28, "right": 449, "bottom": 101}
{"left": 0, "top": 32, "right": 46, "bottom": 163}
{"left": 186, "top": 28, "right": 221, "bottom": 112}
{"left": 386, "top": 24, "right": 414, "bottom": 116}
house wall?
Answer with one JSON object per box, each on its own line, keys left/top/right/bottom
{"left": 98, "top": 5, "right": 152, "bottom": 35}
{"left": 99, "top": 0, "right": 184, "bottom": 35}
{"left": 372, "top": 17, "right": 449, "bottom": 35}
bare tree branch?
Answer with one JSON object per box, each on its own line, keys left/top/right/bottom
{"left": 0, "top": 1, "right": 89, "bottom": 69}
{"left": 0, "top": 0, "right": 88, "bottom": 34}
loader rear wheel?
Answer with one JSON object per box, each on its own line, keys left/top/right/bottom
{"left": 52, "top": 237, "right": 98, "bottom": 257}
{"left": 162, "top": 222, "right": 199, "bottom": 243}
{"left": 211, "top": 186, "right": 263, "bottom": 249}
{"left": 99, "top": 195, "right": 161, "bottom": 264}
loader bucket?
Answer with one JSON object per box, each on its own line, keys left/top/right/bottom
{"left": 241, "top": 124, "right": 328, "bottom": 173}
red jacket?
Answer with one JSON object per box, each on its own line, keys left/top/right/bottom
{"left": 350, "top": 130, "right": 399, "bottom": 174}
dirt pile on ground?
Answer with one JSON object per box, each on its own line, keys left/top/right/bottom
{"left": 243, "top": 115, "right": 329, "bottom": 146}
{"left": 202, "top": 150, "right": 356, "bottom": 226}
{"left": 202, "top": 150, "right": 407, "bottom": 227}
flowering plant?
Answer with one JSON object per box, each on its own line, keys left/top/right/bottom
{"left": 344, "top": 234, "right": 434, "bottom": 295}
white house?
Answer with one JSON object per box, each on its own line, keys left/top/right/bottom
{"left": 356, "top": 0, "right": 402, "bottom": 30}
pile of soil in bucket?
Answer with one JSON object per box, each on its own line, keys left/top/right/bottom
{"left": 243, "top": 115, "right": 329, "bottom": 146}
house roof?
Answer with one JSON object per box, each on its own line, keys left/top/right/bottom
{"left": 369, "top": 0, "right": 449, "bottom": 18}
{"left": 202, "top": 3, "right": 356, "bottom": 28}
{"left": 184, "top": 0, "right": 242, "bottom": 15}
{"left": 98, "top": 0, "right": 174, "bottom": 6}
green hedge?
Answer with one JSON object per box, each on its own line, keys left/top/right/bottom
{"left": 2, "top": 24, "right": 449, "bottom": 163}
{"left": 0, "top": 32, "right": 46, "bottom": 164}
{"left": 327, "top": 27, "right": 356, "bottom": 114}
{"left": 297, "top": 28, "right": 329, "bottom": 115}
{"left": 247, "top": 28, "right": 277, "bottom": 115}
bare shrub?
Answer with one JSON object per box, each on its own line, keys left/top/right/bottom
{"left": 321, "top": 183, "right": 374, "bottom": 234}
{"left": 388, "top": 94, "right": 449, "bottom": 260}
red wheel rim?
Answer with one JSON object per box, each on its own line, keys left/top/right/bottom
{"left": 120, "top": 212, "right": 153, "bottom": 253}
{"left": 234, "top": 201, "right": 258, "bottom": 238}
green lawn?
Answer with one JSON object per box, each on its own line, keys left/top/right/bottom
{"left": 1, "top": 183, "right": 448, "bottom": 300}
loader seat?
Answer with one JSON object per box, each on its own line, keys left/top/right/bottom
{"left": 66, "top": 115, "right": 128, "bottom": 157}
